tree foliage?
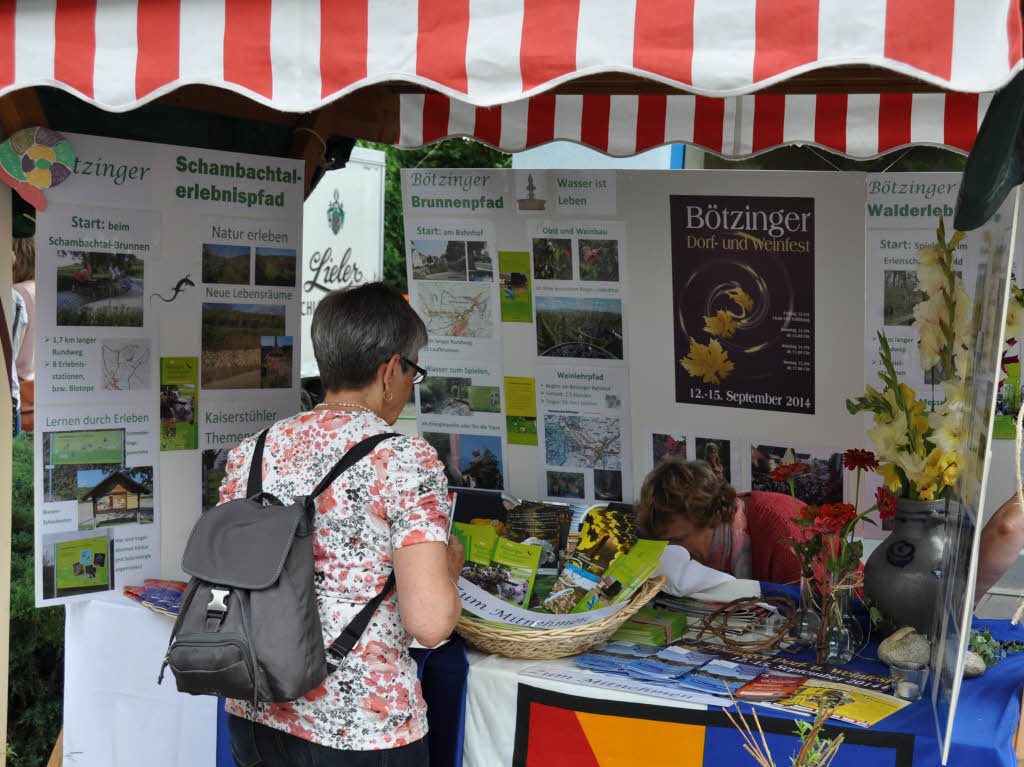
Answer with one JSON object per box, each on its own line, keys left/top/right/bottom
{"left": 8, "top": 434, "right": 65, "bottom": 767}
{"left": 357, "top": 139, "right": 512, "bottom": 294}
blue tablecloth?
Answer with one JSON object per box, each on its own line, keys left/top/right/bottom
{"left": 758, "top": 582, "right": 1024, "bottom": 767}
{"left": 217, "top": 585, "right": 1024, "bottom": 767}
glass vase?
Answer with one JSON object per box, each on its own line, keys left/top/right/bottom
{"left": 788, "top": 573, "right": 820, "bottom": 645}
{"left": 817, "top": 573, "right": 854, "bottom": 665}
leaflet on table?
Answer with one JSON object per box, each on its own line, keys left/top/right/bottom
{"left": 35, "top": 203, "right": 161, "bottom": 405}
{"left": 529, "top": 220, "right": 627, "bottom": 365}
{"left": 671, "top": 195, "right": 815, "bottom": 414}
{"left": 645, "top": 430, "right": 741, "bottom": 483}
{"left": 199, "top": 400, "right": 295, "bottom": 512}
{"left": 34, "top": 403, "right": 160, "bottom": 606}
{"left": 519, "top": 664, "right": 731, "bottom": 708}
{"left": 535, "top": 364, "right": 632, "bottom": 503}
{"left": 513, "top": 170, "right": 617, "bottom": 217}
{"left": 416, "top": 360, "right": 507, "bottom": 490}
{"left": 863, "top": 173, "right": 1016, "bottom": 411}
{"left": 404, "top": 218, "right": 500, "bottom": 360}
{"left": 566, "top": 640, "right": 905, "bottom": 727}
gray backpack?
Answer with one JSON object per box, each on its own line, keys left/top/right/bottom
{"left": 159, "top": 429, "right": 397, "bottom": 703}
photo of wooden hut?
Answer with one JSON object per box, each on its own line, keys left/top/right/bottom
{"left": 78, "top": 469, "right": 154, "bottom": 529}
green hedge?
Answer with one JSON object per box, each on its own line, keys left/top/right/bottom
{"left": 9, "top": 434, "right": 64, "bottom": 766}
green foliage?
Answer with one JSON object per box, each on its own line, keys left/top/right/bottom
{"left": 790, "top": 710, "right": 843, "bottom": 766}
{"left": 356, "top": 139, "right": 512, "bottom": 294}
{"left": 8, "top": 434, "right": 65, "bottom": 767}
{"left": 57, "top": 305, "right": 144, "bottom": 327}
{"left": 970, "top": 628, "right": 1024, "bottom": 667}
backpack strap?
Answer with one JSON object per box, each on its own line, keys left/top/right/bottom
{"left": 246, "top": 428, "right": 271, "bottom": 497}
{"left": 325, "top": 572, "right": 397, "bottom": 672}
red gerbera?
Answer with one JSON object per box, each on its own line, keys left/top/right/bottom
{"left": 875, "top": 487, "right": 898, "bottom": 519}
{"left": 812, "top": 503, "right": 857, "bottom": 535}
{"left": 843, "top": 449, "right": 879, "bottom": 472}
{"left": 770, "top": 462, "right": 808, "bottom": 482}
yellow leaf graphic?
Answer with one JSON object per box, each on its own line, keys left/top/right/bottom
{"left": 703, "top": 310, "right": 738, "bottom": 339}
{"left": 680, "top": 338, "right": 735, "bottom": 384}
{"left": 726, "top": 286, "right": 754, "bottom": 312}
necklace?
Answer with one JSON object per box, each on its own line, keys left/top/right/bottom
{"left": 315, "top": 401, "right": 375, "bottom": 415}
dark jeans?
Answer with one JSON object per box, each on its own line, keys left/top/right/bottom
{"left": 227, "top": 715, "right": 429, "bottom": 767}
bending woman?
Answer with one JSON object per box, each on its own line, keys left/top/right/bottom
{"left": 219, "top": 282, "right": 463, "bottom": 766}
{"left": 636, "top": 459, "right": 805, "bottom": 584}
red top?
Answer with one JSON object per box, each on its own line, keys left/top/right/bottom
{"left": 739, "top": 491, "right": 805, "bottom": 585}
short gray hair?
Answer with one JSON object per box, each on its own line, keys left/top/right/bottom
{"left": 311, "top": 282, "right": 428, "bottom": 390}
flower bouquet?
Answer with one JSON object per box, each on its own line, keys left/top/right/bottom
{"left": 845, "top": 216, "right": 981, "bottom": 634}
{"left": 775, "top": 453, "right": 896, "bottom": 664}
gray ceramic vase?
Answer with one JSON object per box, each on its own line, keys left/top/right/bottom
{"left": 863, "top": 497, "right": 947, "bottom": 636}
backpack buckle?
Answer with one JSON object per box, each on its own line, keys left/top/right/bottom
{"left": 207, "top": 588, "right": 230, "bottom": 614}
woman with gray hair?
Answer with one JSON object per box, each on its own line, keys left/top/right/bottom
{"left": 220, "top": 282, "right": 463, "bottom": 766}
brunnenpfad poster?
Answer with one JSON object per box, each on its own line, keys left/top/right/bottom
{"left": 670, "top": 195, "right": 815, "bottom": 414}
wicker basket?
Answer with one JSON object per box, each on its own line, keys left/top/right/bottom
{"left": 455, "top": 575, "right": 667, "bottom": 660}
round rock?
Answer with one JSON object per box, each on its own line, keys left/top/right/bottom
{"left": 963, "top": 651, "right": 987, "bottom": 678}
{"left": 878, "top": 626, "right": 931, "bottom": 666}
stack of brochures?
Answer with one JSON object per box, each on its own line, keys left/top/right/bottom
{"left": 610, "top": 607, "right": 688, "bottom": 646}
{"left": 544, "top": 506, "right": 665, "bottom": 614}
{"left": 655, "top": 593, "right": 777, "bottom": 641}
{"left": 453, "top": 522, "right": 543, "bottom": 608}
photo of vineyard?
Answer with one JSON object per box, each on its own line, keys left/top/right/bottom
{"left": 536, "top": 296, "right": 624, "bottom": 359}
{"left": 255, "top": 247, "right": 297, "bottom": 287}
{"left": 202, "top": 243, "right": 250, "bottom": 284}
{"left": 201, "top": 303, "right": 286, "bottom": 388}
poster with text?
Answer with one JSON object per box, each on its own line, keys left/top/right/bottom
{"left": 536, "top": 365, "right": 631, "bottom": 503}
{"left": 671, "top": 195, "right": 815, "bottom": 414}
{"left": 35, "top": 403, "right": 159, "bottom": 605}
{"left": 418, "top": 361, "right": 507, "bottom": 490}
{"left": 404, "top": 218, "right": 500, "bottom": 360}
{"left": 865, "top": 174, "right": 987, "bottom": 411}
{"left": 34, "top": 132, "right": 304, "bottom": 604}
{"left": 530, "top": 220, "right": 627, "bottom": 364}
{"left": 199, "top": 400, "right": 291, "bottom": 513}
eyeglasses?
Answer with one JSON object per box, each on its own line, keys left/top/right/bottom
{"left": 402, "top": 357, "right": 428, "bottom": 385}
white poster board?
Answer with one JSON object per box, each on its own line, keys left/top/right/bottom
{"left": 300, "top": 146, "right": 385, "bottom": 378}
{"left": 34, "top": 133, "right": 303, "bottom": 605}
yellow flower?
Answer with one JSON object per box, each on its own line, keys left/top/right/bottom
{"left": 868, "top": 415, "right": 909, "bottom": 460}
{"left": 913, "top": 292, "right": 946, "bottom": 373}
{"left": 917, "top": 243, "right": 943, "bottom": 266}
{"left": 681, "top": 338, "right": 735, "bottom": 384}
{"left": 927, "top": 410, "right": 963, "bottom": 454}
{"left": 916, "top": 448, "right": 960, "bottom": 499}
{"left": 726, "top": 287, "right": 754, "bottom": 312}
{"left": 703, "top": 310, "right": 739, "bottom": 339}
{"left": 878, "top": 462, "right": 903, "bottom": 492}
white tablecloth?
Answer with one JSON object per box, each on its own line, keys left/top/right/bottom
{"left": 463, "top": 649, "right": 709, "bottom": 767}
{"left": 63, "top": 597, "right": 217, "bottom": 767}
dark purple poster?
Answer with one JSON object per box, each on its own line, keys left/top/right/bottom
{"left": 671, "top": 195, "right": 815, "bottom": 413}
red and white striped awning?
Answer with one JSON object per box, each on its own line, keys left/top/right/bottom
{"left": 1, "top": 0, "right": 1019, "bottom": 111}
{"left": 0, "top": 1, "right": 1019, "bottom": 159}
{"left": 398, "top": 91, "right": 992, "bottom": 158}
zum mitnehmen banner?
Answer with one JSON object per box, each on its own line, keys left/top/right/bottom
{"left": 671, "top": 195, "right": 815, "bottom": 414}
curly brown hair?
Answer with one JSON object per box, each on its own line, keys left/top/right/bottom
{"left": 638, "top": 459, "right": 737, "bottom": 537}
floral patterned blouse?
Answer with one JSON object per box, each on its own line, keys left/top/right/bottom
{"left": 220, "top": 410, "right": 450, "bottom": 750}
